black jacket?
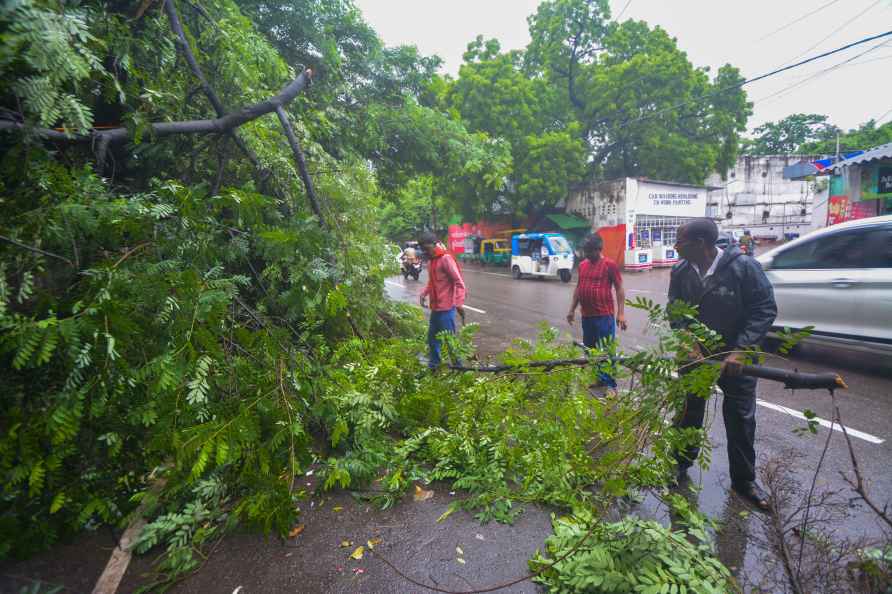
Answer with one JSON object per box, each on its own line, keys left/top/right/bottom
{"left": 668, "top": 246, "right": 777, "bottom": 350}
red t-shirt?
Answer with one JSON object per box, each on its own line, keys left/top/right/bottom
{"left": 576, "top": 257, "right": 622, "bottom": 317}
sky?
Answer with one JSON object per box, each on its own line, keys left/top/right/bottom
{"left": 352, "top": 0, "right": 892, "bottom": 133}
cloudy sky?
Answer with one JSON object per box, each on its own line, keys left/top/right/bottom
{"left": 352, "top": 0, "right": 892, "bottom": 132}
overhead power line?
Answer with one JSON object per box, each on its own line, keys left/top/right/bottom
{"left": 874, "top": 106, "right": 892, "bottom": 124}
{"left": 755, "top": 38, "right": 891, "bottom": 105}
{"left": 615, "top": 0, "right": 633, "bottom": 21}
{"left": 782, "top": 0, "right": 884, "bottom": 65}
{"left": 607, "top": 29, "right": 892, "bottom": 128}
{"left": 757, "top": 0, "right": 846, "bottom": 41}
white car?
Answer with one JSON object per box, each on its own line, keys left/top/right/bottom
{"left": 756, "top": 214, "right": 892, "bottom": 354}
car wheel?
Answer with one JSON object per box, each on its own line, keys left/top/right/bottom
{"left": 512, "top": 265, "right": 522, "bottom": 280}
{"left": 559, "top": 269, "right": 571, "bottom": 283}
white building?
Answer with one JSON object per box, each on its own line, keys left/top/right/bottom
{"left": 705, "top": 155, "right": 825, "bottom": 240}
{"left": 566, "top": 178, "right": 710, "bottom": 270}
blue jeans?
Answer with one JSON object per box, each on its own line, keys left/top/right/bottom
{"left": 581, "top": 315, "right": 617, "bottom": 388}
{"left": 428, "top": 308, "right": 457, "bottom": 369}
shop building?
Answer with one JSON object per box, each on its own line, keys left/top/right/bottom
{"left": 821, "top": 142, "right": 892, "bottom": 223}
{"left": 783, "top": 142, "right": 892, "bottom": 227}
{"left": 566, "top": 178, "right": 711, "bottom": 271}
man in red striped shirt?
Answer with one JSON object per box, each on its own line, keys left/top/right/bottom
{"left": 566, "top": 234, "right": 627, "bottom": 387}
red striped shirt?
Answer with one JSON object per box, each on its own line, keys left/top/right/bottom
{"left": 576, "top": 257, "right": 621, "bottom": 317}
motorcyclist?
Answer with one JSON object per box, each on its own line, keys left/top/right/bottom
{"left": 739, "top": 230, "right": 755, "bottom": 255}
{"left": 400, "top": 242, "right": 422, "bottom": 280}
{"left": 402, "top": 244, "right": 418, "bottom": 264}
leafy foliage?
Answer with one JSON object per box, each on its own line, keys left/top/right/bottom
{"left": 523, "top": 0, "right": 751, "bottom": 184}
{"left": 0, "top": 0, "right": 406, "bottom": 561}
{"left": 530, "top": 513, "right": 732, "bottom": 593}
{"left": 743, "top": 113, "right": 839, "bottom": 155}
{"left": 446, "top": 37, "right": 586, "bottom": 213}
{"left": 0, "top": 0, "right": 112, "bottom": 134}
{"left": 799, "top": 118, "right": 892, "bottom": 155}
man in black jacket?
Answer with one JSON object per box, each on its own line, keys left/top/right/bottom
{"left": 669, "top": 218, "right": 777, "bottom": 510}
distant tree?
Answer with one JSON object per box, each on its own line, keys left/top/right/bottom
{"left": 799, "top": 119, "right": 892, "bottom": 155}
{"left": 743, "top": 113, "right": 839, "bottom": 155}
{"left": 525, "top": 1, "right": 751, "bottom": 184}
{"left": 447, "top": 36, "right": 585, "bottom": 214}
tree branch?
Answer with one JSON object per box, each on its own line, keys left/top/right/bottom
{"left": 835, "top": 402, "right": 892, "bottom": 531}
{"left": 0, "top": 70, "right": 314, "bottom": 169}
{"left": 0, "top": 234, "right": 74, "bottom": 266}
{"left": 450, "top": 356, "right": 846, "bottom": 390}
{"left": 274, "top": 105, "right": 327, "bottom": 227}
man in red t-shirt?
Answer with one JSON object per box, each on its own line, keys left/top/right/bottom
{"left": 566, "top": 234, "right": 627, "bottom": 387}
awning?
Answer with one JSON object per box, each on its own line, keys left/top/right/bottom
{"left": 826, "top": 142, "right": 892, "bottom": 172}
{"left": 546, "top": 213, "right": 591, "bottom": 230}
{"left": 782, "top": 162, "right": 819, "bottom": 180}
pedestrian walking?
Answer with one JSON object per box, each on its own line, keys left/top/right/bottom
{"left": 418, "top": 232, "right": 466, "bottom": 370}
{"left": 566, "top": 234, "right": 627, "bottom": 388}
{"left": 669, "top": 218, "right": 777, "bottom": 511}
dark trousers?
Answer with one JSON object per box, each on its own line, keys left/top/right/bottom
{"left": 675, "top": 375, "right": 757, "bottom": 485}
{"left": 581, "top": 315, "right": 617, "bottom": 388}
{"left": 427, "top": 308, "right": 457, "bottom": 369}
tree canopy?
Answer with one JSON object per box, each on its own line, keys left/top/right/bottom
{"left": 743, "top": 113, "right": 839, "bottom": 155}
{"left": 741, "top": 113, "right": 892, "bottom": 156}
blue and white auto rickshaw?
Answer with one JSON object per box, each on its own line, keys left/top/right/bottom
{"left": 510, "top": 232, "right": 575, "bottom": 283}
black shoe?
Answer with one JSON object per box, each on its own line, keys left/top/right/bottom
{"left": 732, "top": 480, "right": 771, "bottom": 512}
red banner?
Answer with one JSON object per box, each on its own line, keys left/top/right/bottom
{"left": 448, "top": 224, "right": 467, "bottom": 253}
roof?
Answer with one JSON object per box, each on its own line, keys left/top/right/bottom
{"left": 446, "top": 214, "right": 463, "bottom": 226}
{"left": 515, "top": 232, "right": 564, "bottom": 239}
{"left": 827, "top": 142, "right": 892, "bottom": 172}
{"left": 545, "top": 213, "right": 591, "bottom": 230}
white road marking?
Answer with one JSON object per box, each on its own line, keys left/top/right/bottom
{"left": 627, "top": 289, "right": 653, "bottom": 294}
{"left": 384, "top": 280, "right": 406, "bottom": 288}
{"left": 463, "top": 268, "right": 512, "bottom": 278}
{"left": 463, "top": 305, "right": 486, "bottom": 314}
{"left": 755, "top": 398, "right": 884, "bottom": 444}
{"left": 671, "top": 375, "right": 886, "bottom": 445}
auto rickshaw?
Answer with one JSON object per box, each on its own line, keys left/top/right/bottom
{"left": 510, "top": 232, "right": 574, "bottom": 282}
{"left": 479, "top": 238, "right": 510, "bottom": 266}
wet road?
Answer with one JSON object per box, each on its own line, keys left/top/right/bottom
{"left": 388, "top": 262, "right": 892, "bottom": 586}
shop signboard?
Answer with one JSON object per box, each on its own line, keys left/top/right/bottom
{"left": 630, "top": 180, "right": 707, "bottom": 218}
{"left": 850, "top": 200, "right": 878, "bottom": 219}
{"left": 879, "top": 166, "right": 892, "bottom": 194}
{"left": 828, "top": 195, "right": 879, "bottom": 225}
